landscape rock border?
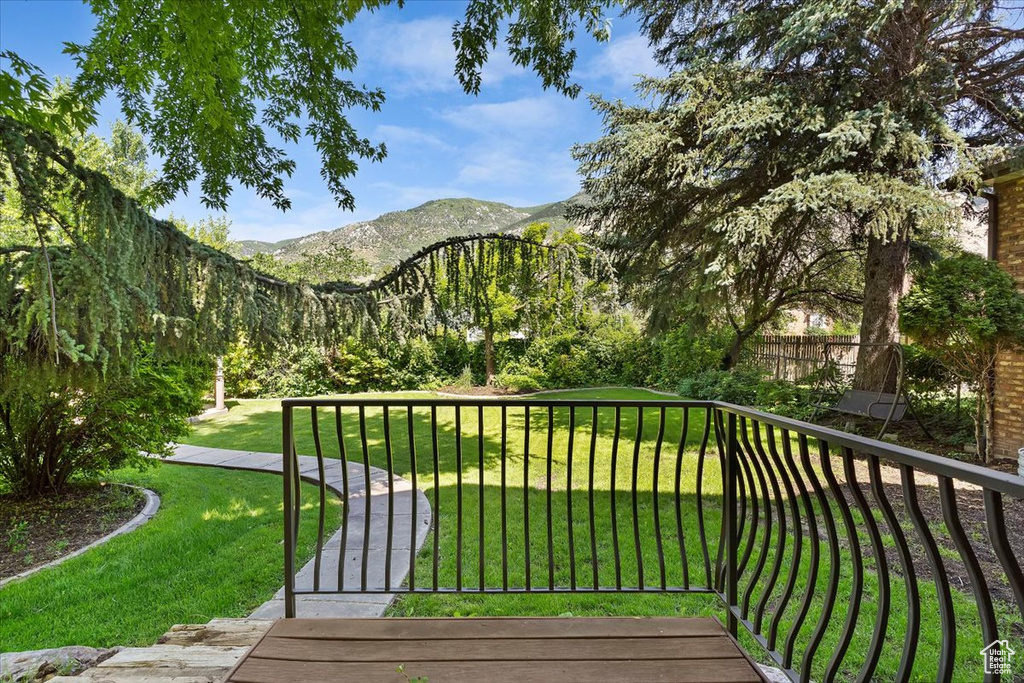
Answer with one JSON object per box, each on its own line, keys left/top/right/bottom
{"left": 434, "top": 385, "right": 682, "bottom": 399}
{"left": 0, "top": 484, "right": 160, "bottom": 589}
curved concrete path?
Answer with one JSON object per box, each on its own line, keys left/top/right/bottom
{"left": 167, "top": 444, "right": 432, "bottom": 618}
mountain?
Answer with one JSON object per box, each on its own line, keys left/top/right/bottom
{"left": 232, "top": 197, "right": 575, "bottom": 271}
{"left": 231, "top": 237, "right": 301, "bottom": 258}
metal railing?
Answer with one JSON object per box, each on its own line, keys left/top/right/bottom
{"left": 281, "top": 397, "right": 1024, "bottom": 682}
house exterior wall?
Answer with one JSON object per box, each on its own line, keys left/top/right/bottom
{"left": 992, "top": 175, "right": 1024, "bottom": 460}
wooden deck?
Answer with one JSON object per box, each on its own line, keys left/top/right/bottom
{"left": 224, "top": 617, "right": 769, "bottom": 682}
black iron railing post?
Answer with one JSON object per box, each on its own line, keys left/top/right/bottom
{"left": 282, "top": 402, "right": 296, "bottom": 618}
{"left": 724, "top": 409, "right": 739, "bottom": 636}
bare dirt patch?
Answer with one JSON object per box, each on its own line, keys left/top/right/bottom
{"left": 0, "top": 482, "right": 145, "bottom": 580}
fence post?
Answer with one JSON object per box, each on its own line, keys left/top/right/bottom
{"left": 282, "top": 403, "right": 296, "bottom": 618}
{"left": 724, "top": 410, "right": 739, "bottom": 636}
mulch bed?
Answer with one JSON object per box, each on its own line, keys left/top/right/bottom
{"left": 0, "top": 482, "right": 145, "bottom": 580}
{"left": 436, "top": 385, "right": 536, "bottom": 396}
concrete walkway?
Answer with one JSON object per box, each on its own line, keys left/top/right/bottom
{"left": 167, "top": 444, "right": 432, "bottom": 618}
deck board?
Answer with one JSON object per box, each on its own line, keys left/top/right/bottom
{"left": 226, "top": 617, "right": 768, "bottom": 683}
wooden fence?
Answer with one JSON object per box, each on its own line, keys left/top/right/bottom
{"left": 744, "top": 334, "right": 860, "bottom": 383}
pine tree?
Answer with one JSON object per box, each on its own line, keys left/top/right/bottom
{"left": 578, "top": 0, "right": 1024, "bottom": 383}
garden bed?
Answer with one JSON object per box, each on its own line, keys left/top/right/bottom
{"left": 436, "top": 385, "right": 535, "bottom": 396}
{"left": 0, "top": 483, "right": 145, "bottom": 580}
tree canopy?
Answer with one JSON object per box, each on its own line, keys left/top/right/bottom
{"left": 576, "top": 0, "right": 1024, "bottom": 382}
{"left": 1, "top": 0, "right": 613, "bottom": 212}
{"left": 0, "top": 116, "right": 609, "bottom": 373}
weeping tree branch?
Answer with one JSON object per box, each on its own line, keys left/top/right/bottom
{"left": 1, "top": 115, "right": 613, "bottom": 367}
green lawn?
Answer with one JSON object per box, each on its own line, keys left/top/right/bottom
{"left": 0, "top": 464, "right": 339, "bottom": 651}
{"left": 183, "top": 388, "right": 1021, "bottom": 681}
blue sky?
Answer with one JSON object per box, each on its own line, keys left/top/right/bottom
{"left": 0, "top": 1, "right": 663, "bottom": 242}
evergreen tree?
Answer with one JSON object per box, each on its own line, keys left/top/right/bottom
{"left": 576, "top": 0, "right": 1024, "bottom": 384}
{"left": 900, "top": 253, "right": 1024, "bottom": 461}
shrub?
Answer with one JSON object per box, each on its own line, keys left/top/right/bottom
{"left": 0, "top": 350, "right": 206, "bottom": 495}
{"left": 496, "top": 373, "right": 544, "bottom": 393}
{"left": 680, "top": 368, "right": 763, "bottom": 405}
{"left": 679, "top": 367, "right": 815, "bottom": 418}
{"left": 654, "top": 327, "right": 731, "bottom": 387}
{"left": 900, "top": 252, "right": 1024, "bottom": 460}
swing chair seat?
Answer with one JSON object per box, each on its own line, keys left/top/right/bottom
{"left": 816, "top": 389, "right": 908, "bottom": 421}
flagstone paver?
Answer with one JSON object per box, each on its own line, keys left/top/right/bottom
{"left": 165, "top": 444, "right": 432, "bottom": 619}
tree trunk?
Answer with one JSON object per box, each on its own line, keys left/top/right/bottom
{"left": 977, "top": 364, "right": 996, "bottom": 462}
{"left": 483, "top": 326, "right": 496, "bottom": 386}
{"left": 722, "top": 327, "right": 756, "bottom": 370}
{"left": 854, "top": 233, "right": 910, "bottom": 392}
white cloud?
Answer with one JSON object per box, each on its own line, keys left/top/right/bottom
{"left": 367, "top": 181, "right": 475, "bottom": 210}
{"left": 373, "top": 124, "right": 453, "bottom": 152}
{"left": 355, "top": 15, "right": 532, "bottom": 96}
{"left": 228, "top": 198, "right": 358, "bottom": 241}
{"left": 441, "top": 96, "right": 571, "bottom": 134}
{"left": 370, "top": 17, "right": 458, "bottom": 93}
{"left": 454, "top": 144, "right": 580, "bottom": 197}
{"left": 585, "top": 32, "right": 664, "bottom": 88}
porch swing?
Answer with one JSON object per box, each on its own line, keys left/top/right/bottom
{"left": 809, "top": 341, "right": 930, "bottom": 440}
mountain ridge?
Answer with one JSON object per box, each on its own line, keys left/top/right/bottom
{"left": 231, "top": 196, "right": 575, "bottom": 270}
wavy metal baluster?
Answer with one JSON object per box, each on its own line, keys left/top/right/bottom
{"left": 652, "top": 406, "right": 667, "bottom": 589}
{"left": 868, "top": 454, "right": 917, "bottom": 682}
{"left": 430, "top": 405, "right": 440, "bottom": 591}
{"left": 478, "top": 405, "right": 485, "bottom": 592}
{"left": 984, "top": 490, "right": 1024, "bottom": 618}
{"left": 749, "top": 421, "right": 787, "bottom": 636}
{"left": 501, "top": 405, "right": 508, "bottom": 591}
{"left": 357, "top": 406, "right": 371, "bottom": 592}
{"left": 675, "top": 407, "right": 691, "bottom": 589}
{"left": 454, "top": 406, "right": 463, "bottom": 590}
{"left": 631, "top": 407, "right": 645, "bottom": 589}
{"left": 546, "top": 405, "right": 555, "bottom": 590}
{"left": 383, "top": 407, "right": 396, "bottom": 591}
{"left": 780, "top": 434, "right": 820, "bottom": 673}
{"left": 735, "top": 418, "right": 761, "bottom": 580}
{"left": 798, "top": 440, "right": 842, "bottom": 683}
{"left": 840, "top": 448, "right": 889, "bottom": 683}
{"left": 588, "top": 405, "right": 599, "bottom": 589}
{"left": 407, "top": 406, "right": 417, "bottom": 591}
{"left": 902, "top": 465, "right": 954, "bottom": 681}
{"left": 523, "top": 406, "right": 531, "bottom": 590}
{"left": 567, "top": 406, "right": 577, "bottom": 590}
{"left": 738, "top": 417, "right": 774, "bottom": 620}
{"left": 712, "top": 409, "right": 728, "bottom": 592}
{"left": 819, "top": 445, "right": 862, "bottom": 682}
{"left": 610, "top": 406, "right": 622, "bottom": 590}
{"left": 939, "top": 475, "right": 998, "bottom": 682}
{"left": 335, "top": 407, "right": 349, "bottom": 592}
{"left": 763, "top": 427, "right": 801, "bottom": 655}
{"left": 310, "top": 407, "right": 327, "bottom": 592}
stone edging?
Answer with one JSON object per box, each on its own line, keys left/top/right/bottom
{"left": 434, "top": 386, "right": 682, "bottom": 399}
{"left": 217, "top": 386, "right": 682, "bottom": 403}
{"left": 0, "top": 484, "right": 161, "bottom": 589}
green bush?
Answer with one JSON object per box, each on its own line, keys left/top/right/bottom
{"left": 0, "top": 350, "right": 206, "bottom": 495}
{"left": 680, "top": 368, "right": 763, "bottom": 404}
{"left": 653, "top": 327, "right": 731, "bottom": 387}
{"left": 219, "top": 319, "right": 733, "bottom": 398}
{"left": 902, "top": 342, "right": 956, "bottom": 395}
{"left": 679, "top": 367, "right": 814, "bottom": 418}
{"left": 496, "top": 373, "right": 544, "bottom": 393}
